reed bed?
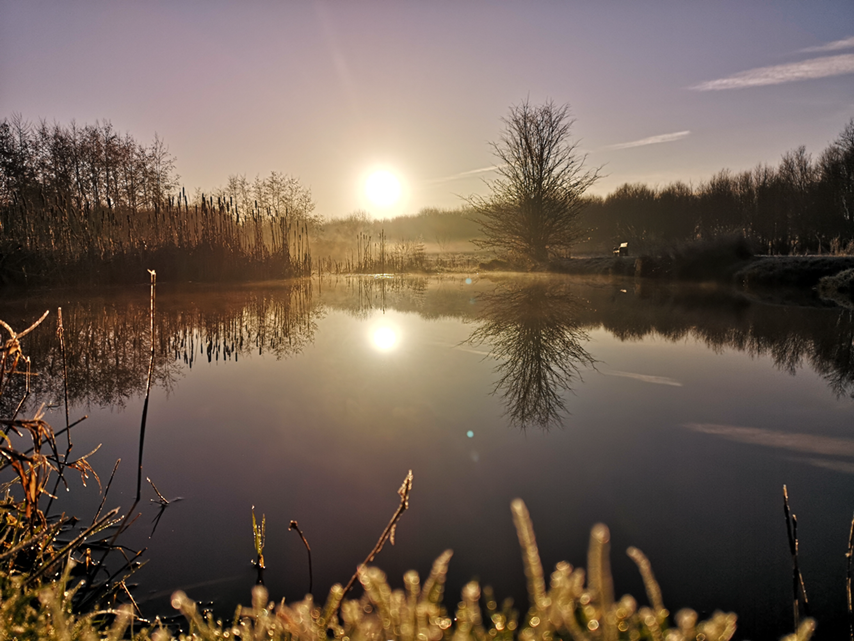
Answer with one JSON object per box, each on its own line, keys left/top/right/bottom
{"left": 0, "top": 117, "right": 312, "bottom": 286}
{"left": 314, "top": 231, "right": 427, "bottom": 276}
{"left": 1, "top": 191, "right": 312, "bottom": 285}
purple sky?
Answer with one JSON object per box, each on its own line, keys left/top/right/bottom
{"left": 2, "top": 1, "right": 853, "bottom": 219}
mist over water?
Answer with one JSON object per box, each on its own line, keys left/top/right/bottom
{"left": 2, "top": 274, "right": 853, "bottom": 640}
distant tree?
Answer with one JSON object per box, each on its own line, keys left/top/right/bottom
{"left": 817, "top": 119, "right": 854, "bottom": 239}
{"left": 213, "top": 171, "right": 315, "bottom": 224}
{"left": 469, "top": 100, "right": 599, "bottom": 263}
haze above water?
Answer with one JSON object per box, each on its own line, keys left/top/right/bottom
{"left": 2, "top": 274, "right": 853, "bottom": 640}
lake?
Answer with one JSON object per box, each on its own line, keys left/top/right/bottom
{"left": 2, "top": 274, "right": 853, "bottom": 640}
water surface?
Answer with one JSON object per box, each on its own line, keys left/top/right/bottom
{"left": 2, "top": 274, "right": 853, "bottom": 640}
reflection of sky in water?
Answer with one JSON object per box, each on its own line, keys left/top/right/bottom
{"left": 4, "top": 277, "right": 854, "bottom": 640}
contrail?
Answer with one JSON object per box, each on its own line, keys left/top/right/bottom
{"left": 800, "top": 36, "right": 854, "bottom": 53}
{"left": 692, "top": 54, "right": 854, "bottom": 90}
{"left": 604, "top": 131, "right": 690, "bottom": 151}
{"left": 426, "top": 165, "right": 505, "bottom": 185}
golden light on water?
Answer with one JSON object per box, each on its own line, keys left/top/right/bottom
{"left": 365, "top": 170, "right": 402, "bottom": 208}
{"left": 372, "top": 326, "right": 398, "bottom": 351}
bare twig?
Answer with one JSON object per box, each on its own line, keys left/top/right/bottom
{"left": 340, "top": 470, "right": 413, "bottom": 601}
{"left": 289, "top": 519, "right": 313, "bottom": 594}
{"left": 783, "top": 485, "right": 810, "bottom": 630}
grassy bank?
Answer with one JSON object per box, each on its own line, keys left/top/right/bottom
{"left": 547, "top": 237, "right": 854, "bottom": 297}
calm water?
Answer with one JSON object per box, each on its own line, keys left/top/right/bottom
{"left": 2, "top": 274, "right": 854, "bottom": 640}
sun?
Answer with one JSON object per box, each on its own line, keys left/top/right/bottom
{"left": 365, "top": 170, "right": 402, "bottom": 208}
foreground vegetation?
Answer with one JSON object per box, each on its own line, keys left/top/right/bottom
{"left": 0, "top": 307, "right": 820, "bottom": 640}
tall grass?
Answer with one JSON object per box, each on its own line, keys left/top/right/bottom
{"left": 0, "top": 117, "right": 312, "bottom": 285}
{"left": 1, "top": 190, "right": 312, "bottom": 285}
{"left": 0, "top": 312, "right": 143, "bottom": 626}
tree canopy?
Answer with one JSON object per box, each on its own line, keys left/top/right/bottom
{"left": 470, "top": 100, "right": 599, "bottom": 263}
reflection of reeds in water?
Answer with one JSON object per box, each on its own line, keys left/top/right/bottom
{"left": 468, "top": 279, "right": 596, "bottom": 430}
{"left": 0, "top": 281, "right": 319, "bottom": 412}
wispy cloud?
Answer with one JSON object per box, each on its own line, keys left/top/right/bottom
{"left": 426, "top": 165, "right": 504, "bottom": 185}
{"left": 800, "top": 36, "right": 854, "bottom": 53}
{"left": 692, "top": 54, "right": 854, "bottom": 90}
{"left": 604, "top": 370, "right": 682, "bottom": 386}
{"left": 604, "top": 131, "right": 690, "bottom": 150}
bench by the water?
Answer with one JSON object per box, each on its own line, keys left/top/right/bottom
{"left": 613, "top": 242, "right": 629, "bottom": 257}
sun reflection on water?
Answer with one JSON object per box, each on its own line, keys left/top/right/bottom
{"left": 371, "top": 326, "right": 398, "bottom": 351}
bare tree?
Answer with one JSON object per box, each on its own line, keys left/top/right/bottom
{"left": 469, "top": 100, "right": 599, "bottom": 263}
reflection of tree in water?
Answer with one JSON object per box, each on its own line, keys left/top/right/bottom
{"left": 590, "top": 285, "right": 854, "bottom": 400}
{"left": 0, "top": 281, "right": 318, "bottom": 411}
{"left": 468, "top": 280, "right": 595, "bottom": 430}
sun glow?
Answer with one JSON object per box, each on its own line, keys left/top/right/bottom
{"left": 365, "top": 170, "right": 402, "bottom": 208}
{"left": 372, "top": 326, "right": 398, "bottom": 351}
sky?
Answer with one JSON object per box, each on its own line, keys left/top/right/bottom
{"left": 1, "top": 1, "right": 853, "bottom": 220}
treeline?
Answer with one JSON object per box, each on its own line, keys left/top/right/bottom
{"left": 578, "top": 119, "right": 854, "bottom": 255}
{"left": 0, "top": 116, "right": 313, "bottom": 285}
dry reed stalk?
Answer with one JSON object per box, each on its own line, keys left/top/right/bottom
{"left": 93, "top": 458, "right": 121, "bottom": 522}
{"left": 289, "top": 520, "right": 313, "bottom": 595}
{"left": 136, "top": 269, "right": 156, "bottom": 502}
{"left": 56, "top": 308, "right": 71, "bottom": 446}
{"left": 783, "top": 485, "right": 810, "bottom": 629}
{"left": 340, "top": 470, "right": 414, "bottom": 603}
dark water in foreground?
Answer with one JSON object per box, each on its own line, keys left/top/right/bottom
{"left": 2, "top": 274, "right": 854, "bottom": 640}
